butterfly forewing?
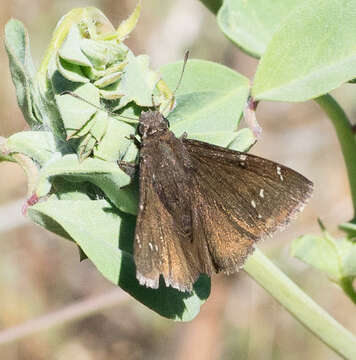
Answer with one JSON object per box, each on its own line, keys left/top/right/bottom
{"left": 184, "top": 139, "right": 313, "bottom": 238}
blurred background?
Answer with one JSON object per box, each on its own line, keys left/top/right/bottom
{"left": 0, "top": 0, "right": 355, "bottom": 359}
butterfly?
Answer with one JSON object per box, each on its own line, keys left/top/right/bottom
{"left": 119, "top": 109, "right": 313, "bottom": 292}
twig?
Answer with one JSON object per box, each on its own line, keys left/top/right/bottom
{"left": 0, "top": 289, "right": 127, "bottom": 346}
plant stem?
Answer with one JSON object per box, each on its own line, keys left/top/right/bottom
{"left": 315, "top": 94, "right": 356, "bottom": 220}
{"left": 244, "top": 248, "right": 356, "bottom": 359}
{"left": 11, "top": 154, "right": 40, "bottom": 196}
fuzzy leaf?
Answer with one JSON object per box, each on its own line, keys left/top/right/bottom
{"left": 56, "top": 56, "right": 89, "bottom": 83}
{"left": 217, "top": 0, "right": 300, "bottom": 58}
{"left": 80, "top": 39, "right": 128, "bottom": 69}
{"left": 160, "top": 60, "right": 250, "bottom": 138}
{"left": 94, "top": 117, "right": 135, "bottom": 162}
{"left": 252, "top": 0, "right": 356, "bottom": 101}
{"left": 111, "top": 53, "right": 160, "bottom": 108}
{"left": 116, "top": 0, "right": 142, "bottom": 41}
{"left": 292, "top": 230, "right": 356, "bottom": 302}
{"left": 58, "top": 24, "right": 92, "bottom": 67}
{"left": 36, "top": 155, "right": 136, "bottom": 214}
{"left": 55, "top": 83, "right": 100, "bottom": 139}
{"left": 191, "top": 128, "right": 255, "bottom": 151}
{"left": 5, "top": 19, "right": 42, "bottom": 126}
{"left": 28, "top": 199, "right": 210, "bottom": 321}
{"left": 6, "top": 131, "right": 56, "bottom": 166}
{"left": 291, "top": 234, "right": 342, "bottom": 281}
{"left": 78, "top": 110, "right": 109, "bottom": 161}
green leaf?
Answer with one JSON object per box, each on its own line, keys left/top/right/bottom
{"left": 36, "top": 155, "right": 137, "bottom": 214}
{"left": 292, "top": 230, "right": 356, "bottom": 303}
{"left": 78, "top": 110, "right": 109, "bottom": 161}
{"left": 160, "top": 60, "right": 250, "bottom": 138}
{"left": 93, "top": 71, "right": 123, "bottom": 88}
{"left": 6, "top": 131, "right": 56, "bottom": 166}
{"left": 291, "top": 234, "right": 342, "bottom": 281}
{"left": 58, "top": 24, "right": 92, "bottom": 67}
{"left": 4, "top": 19, "right": 42, "bottom": 126}
{"left": 339, "top": 222, "right": 356, "bottom": 240}
{"left": 343, "top": 246, "right": 356, "bottom": 277}
{"left": 77, "top": 132, "right": 98, "bottom": 161}
{"left": 28, "top": 199, "right": 210, "bottom": 321}
{"left": 110, "top": 53, "right": 160, "bottom": 108}
{"left": 94, "top": 117, "right": 135, "bottom": 162}
{"left": 52, "top": 180, "right": 95, "bottom": 201}
{"left": 199, "top": 0, "right": 223, "bottom": 14}
{"left": 191, "top": 128, "right": 255, "bottom": 151}
{"left": 80, "top": 39, "right": 128, "bottom": 69}
{"left": 55, "top": 83, "right": 100, "bottom": 139}
{"left": 56, "top": 56, "right": 89, "bottom": 84}
{"left": 227, "top": 128, "right": 255, "bottom": 151}
{"left": 116, "top": 0, "right": 142, "bottom": 41}
{"left": 253, "top": 0, "right": 356, "bottom": 101}
{"left": 217, "top": 0, "right": 300, "bottom": 58}
{"left": 0, "top": 153, "right": 15, "bottom": 163}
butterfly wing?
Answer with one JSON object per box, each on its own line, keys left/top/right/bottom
{"left": 134, "top": 134, "right": 313, "bottom": 292}
{"left": 184, "top": 138, "right": 313, "bottom": 273}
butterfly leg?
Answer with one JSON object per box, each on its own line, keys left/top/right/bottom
{"left": 179, "top": 131, "right": 188, "bottom": 140}
{"left": 125, "top": 134, "right": 141, "bottom": 148}
{"left": 117, "top": 160, "right": 138, "bottom": 179}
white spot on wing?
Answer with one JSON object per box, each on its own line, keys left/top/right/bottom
{"left": 258, "top": 214, "right": 262, "bottom": 219}
{"left": 259, "top": 189, "right": 264, "bottom": 198}
{"left": 148, "top": 242, "right": 153, "bottom": 251}
{"left": 277, "top": 166, "right": 284, "bottom": 181}
{"left": 239, "top": 154, "right": 247, "bottom": 161}
{"left": 251, "top": 200, "right": 256, "bottom": 208}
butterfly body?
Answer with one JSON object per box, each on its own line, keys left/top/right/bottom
{"left": 123, "top": 110, "right": 313, "bottom": 292}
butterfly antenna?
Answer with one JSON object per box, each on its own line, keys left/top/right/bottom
{"left": 173, "top": 50, "right": 189, "bottom": 95}
{"left": 160, "top": 50, "right": 189, "bottom": 114}
{"left": 60, "top": 91, "right": 139, "bottom": 124}
{"left": 151, "top": 94, "right": 159, "bottom": 111}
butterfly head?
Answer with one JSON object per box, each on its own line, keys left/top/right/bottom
{"left": 138, "top": 110, "right": 170, "bottom": 138}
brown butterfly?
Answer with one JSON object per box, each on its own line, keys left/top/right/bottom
{"left": 120, "top": 110, "right": 313, "bottom": 292}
